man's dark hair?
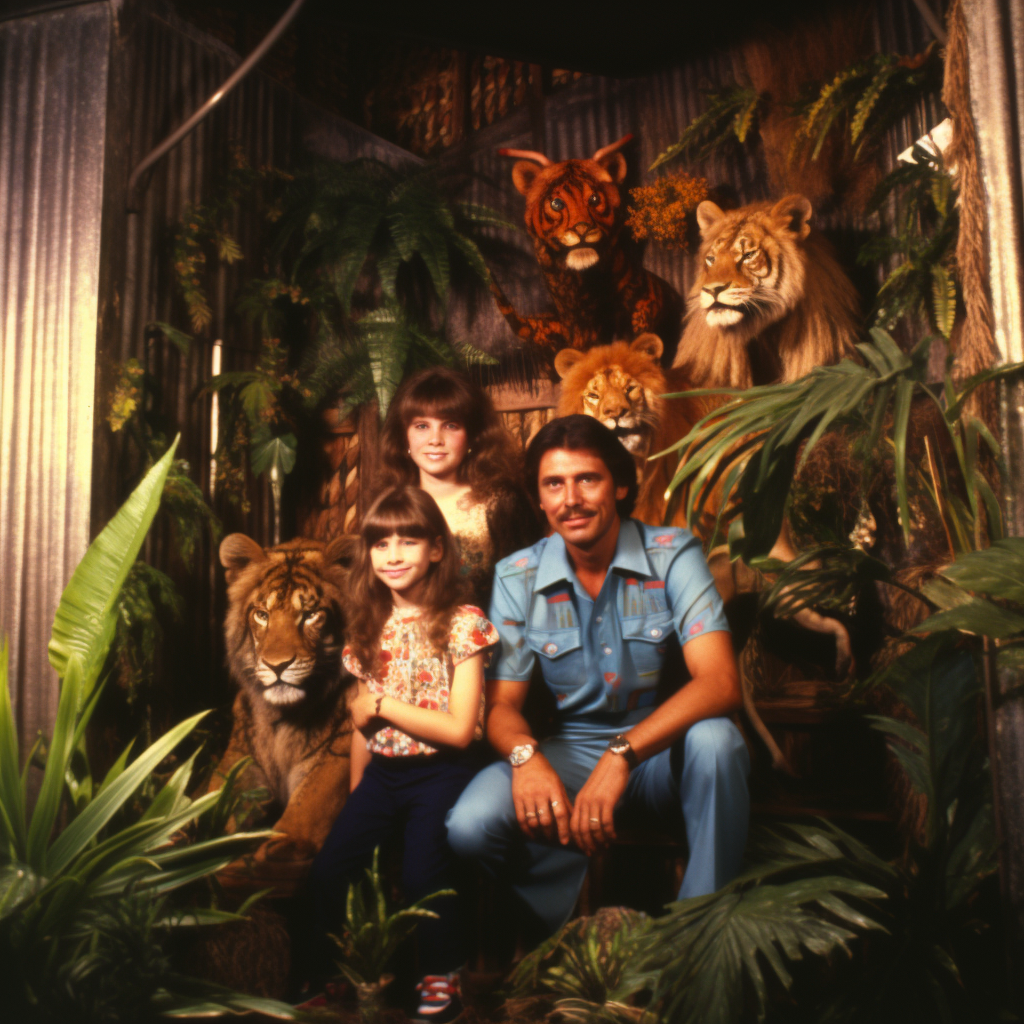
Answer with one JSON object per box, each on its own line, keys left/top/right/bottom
{"left": 525, "top": 415, "right": 638, "bottom": 519}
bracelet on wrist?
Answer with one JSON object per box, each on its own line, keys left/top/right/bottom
{"left": 374, "top": 694, "right": 384, "bottom": 716}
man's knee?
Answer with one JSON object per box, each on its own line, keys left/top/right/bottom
{"left": 680, "top": 718, "right": 750, "bottom": 784}
{"left": 445, "top": 763, "right": 515, "bottom": 859}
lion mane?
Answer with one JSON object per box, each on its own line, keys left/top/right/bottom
{"left": 206, "top": 533, "right": 355, "bottom": 895}
{"left": 673, "top": 194, "right": 860, "bottom": 389}
{"left": 555, "top": 334, "right": 715, "bottom": 527}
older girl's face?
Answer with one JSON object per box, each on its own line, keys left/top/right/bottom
{"left": 406, "top": 415, "right": 469, "bottom": 484}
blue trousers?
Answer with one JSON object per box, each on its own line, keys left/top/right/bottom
{"left": 446, "top": 717, "right": 750, "bottom": 934}
{"left": 309, "top": 753, "right": 479, "bottom": 976}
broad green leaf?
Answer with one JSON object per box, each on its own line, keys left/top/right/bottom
{"left": 250, "top": 433, "right": 298, "bottom": 478}
{"left": 46, "top": 710, "right": 208, "bottom": 876}
{"left": 912, "top": 599, "right": 1024, "bottom": 639}
{"left": 148, "top": 321, "right": 194, "bottom": 355}
{"left": 941, "top": 539, "right": 1024, "bottom": 605}
{"left": 0, "top": 639, "right": 27, "bottom": 855}
{"left": 49, "top": 439, "right": 179, "bottom": 696}
{"left": 0, "top": 862, "right": 40, "bottom": 921}
{"left": 26, "top": 658, "right": 82, "bottom": 868}
{"left": 893, "top": 375, "right": 914, "bottom": 544}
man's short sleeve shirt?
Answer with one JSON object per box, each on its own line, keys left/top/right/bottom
{"left": 488, "top": 519, "right": 730, "bottom": 717}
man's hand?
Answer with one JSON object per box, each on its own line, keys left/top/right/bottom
{"left": 511, "top": 753, "right": 573, "bottom": 844}
{"left": 569, "top": 752, "right": 630, "bottom": 855}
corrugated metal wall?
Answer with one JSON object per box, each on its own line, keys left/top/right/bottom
{"left": 0, "top": 2, "right": 110, "bottom": 753}
{"left": 92, "top": 1, "right": 417, "bottom": 727}
{"left": 447, "top": 0, "right": 945, "bottom": 352}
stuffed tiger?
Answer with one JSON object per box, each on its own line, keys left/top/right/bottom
{"left": 205, "top": 533, "right": 355, "bottom": 896}
{"left": 492, "top": 134, "right": 683, "bottom": 360}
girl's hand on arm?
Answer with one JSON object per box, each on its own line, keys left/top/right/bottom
{"left": 376, "top": 651, "right": 485, "bottom": 749}
{"left": 349, "top": 681, "right": 380, "bottom": 733}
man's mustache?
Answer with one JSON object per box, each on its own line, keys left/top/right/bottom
{"left": 557, "top": 506, "right": 595, "bottom": 522}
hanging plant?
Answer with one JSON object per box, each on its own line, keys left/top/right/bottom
{"left": 649, "top": 86, "right": 765, "bottom": 170}
{"left": 788, "top": 43, "right": 943, "bottom": 165}
{"left": 857, "top": 143, "right": 959, "bottom": 336}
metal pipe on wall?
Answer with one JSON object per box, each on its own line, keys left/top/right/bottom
{"left": 126, "top": 0, "right": 308, "bottom": 209}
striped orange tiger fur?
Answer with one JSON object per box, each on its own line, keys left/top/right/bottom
{"left": 205, "top": 533, "right": 355, "bottom": 895}
{"left": 492, "top": 134, "right": 683, "bottom": 360}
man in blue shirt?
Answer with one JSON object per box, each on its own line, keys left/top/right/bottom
{"left": 447, "top": 415, "right": 750, "bottom": 934}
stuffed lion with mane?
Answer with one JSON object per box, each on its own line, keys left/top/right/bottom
{"left": 555, "top": 333, "right": 715, "bottom": 528}
{"left": 205, "top": 533, "right": 354, "bottom": 896}
{"left": 673, "top": 194, "right": 860, "bottom": 388}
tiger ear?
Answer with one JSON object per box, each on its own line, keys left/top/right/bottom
{"left": 554, "top": 348, "right": 585, "bottom": 378}
{"left": 630, "top": 333, "right": 663, "bottom": 363}
{"left": 595, "top": 151, "right": 627, "bottom": 184}
{"left": 220, "top": 533, "right": 266, "bottom": 584}
{"left": 511, "top": 160, "right": 543, "bottom": 196}
{"left": 696, "top": 200, "right": 726, "bottom": 237}
{"left": 771, "top": 194, "right": 813, "bottom": 240}
{"left": 324, "top": 533, "right": 357, "bottom": 569}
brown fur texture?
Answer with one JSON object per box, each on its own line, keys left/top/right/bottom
{"left": 554, "top": 334, "right": 716, "bottom": 527}
{"left": 206, "top": 533, "right": 355, "bottom": 896}
{"left": 673, "top": 195, "right": 860, "bottom": 389}
{"left": 740, "top": 3, "right": 876, "bottom": 208}
{"left": 492, "top": 136, "right": 683, "bottom": 357}
{"left": 944, "top": 0, "right": 1000, "bottom": 431}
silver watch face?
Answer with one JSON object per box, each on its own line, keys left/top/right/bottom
{"left": 509, "top": 743, "right": 535, "bottom": 767}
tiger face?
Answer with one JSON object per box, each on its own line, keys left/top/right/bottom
{"left": 694, "top": 195, "right": 812, "bottom": 337}
{"left": 555, "top": 334, "right": 666, "bottom": 466}
{"left": 509, "top": 142, "right": 628, "bottom": 272}
{"left": 221, "top": 534, "right": 353, "bottom": 709}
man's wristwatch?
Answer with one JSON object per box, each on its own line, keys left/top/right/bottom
{"left": 509, "top": 743, "right": 536, "bottom": 767}
{"left": 607, "top": 734, "right": 639, "bottom": 770}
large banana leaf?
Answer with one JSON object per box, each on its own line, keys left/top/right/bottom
{"left": 48, "top": 437, "right": 179, "bottom": 697}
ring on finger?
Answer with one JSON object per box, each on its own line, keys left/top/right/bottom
{"left": 589, "top": 817, "right": 601, "bottom": 824}
{"left": 526, "top": 811, "right": 538, "bottom": 819}
{"left": 550, "top": 800, "right": 560, "bottom": 809}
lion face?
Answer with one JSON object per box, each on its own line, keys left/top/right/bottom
{"left": 512, "top": 155, "right": 626, "bottom": 272}
{"left": 555, "top": 334, "right": 666, "bottom": 469}
{"left": 221, "top": 535, "right": 352, "bottom": 710}
{"left": 692, "top": 195, "right": 812, "bottom": 339}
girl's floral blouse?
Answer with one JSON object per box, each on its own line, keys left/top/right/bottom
{"left": 343, "top": 604, "right": 499, "bottom": 757}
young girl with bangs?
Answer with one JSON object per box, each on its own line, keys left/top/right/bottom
{"left": 378, "top": 366, "right": 541, "bottom": 609}
{"left": 309, "top": 486, "right": 498, "bottom": 1022}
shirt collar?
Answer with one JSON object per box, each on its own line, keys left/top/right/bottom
{"left": 534, "top": 518, "right": 653, "bottom": 592}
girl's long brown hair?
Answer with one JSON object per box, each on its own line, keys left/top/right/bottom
{"left": 344, "top": 487, "right": 468, "bottom": 676}
{"left": 377, "top": 366, "right": 523, "bottom": 499}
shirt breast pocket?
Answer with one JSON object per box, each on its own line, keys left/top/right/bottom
{"left": 621, "top": 611, "right": 674, "bottom": 681}
{"left": 526, "top": 627, "right": 583, "bottom": 689}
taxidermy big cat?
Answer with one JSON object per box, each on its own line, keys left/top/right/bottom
{"left": 492, "top": 133, "right": 683, "bottom": 362}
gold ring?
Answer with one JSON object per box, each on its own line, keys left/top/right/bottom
{"left": 589, "top": 817, "right": 600, "bottom": 824}
{"left": 526, "top": 811, "right": 538, "bottom": 818}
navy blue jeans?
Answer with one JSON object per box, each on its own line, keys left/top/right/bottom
{"left": 308, "top": 752, "right": 480, "bottom": 977}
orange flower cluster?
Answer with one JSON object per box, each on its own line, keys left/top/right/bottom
{"left": 626, "top": 173, "right": 709, "bottom": 250}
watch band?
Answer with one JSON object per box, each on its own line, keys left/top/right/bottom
{"left": 607, "top": 734, "right": 639, "bottom": 770}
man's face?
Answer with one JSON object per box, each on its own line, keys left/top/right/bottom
{"left": 537, "top": 447, "right": 628, "bottom": 550}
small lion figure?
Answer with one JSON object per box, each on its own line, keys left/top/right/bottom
{"left": 554, "top": 333, "right": 715, "bottom": 529}
{"left": 673, "top": 195, "right": 860, "bottom": 388}
{"left": 206, "top": 533, "right": 354, "bottom": 895}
